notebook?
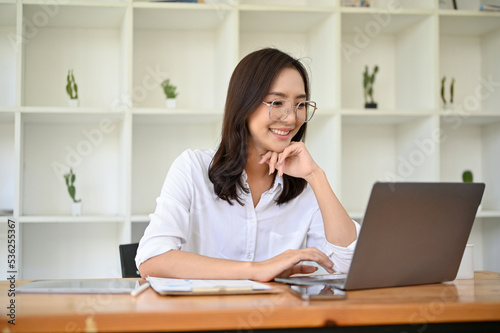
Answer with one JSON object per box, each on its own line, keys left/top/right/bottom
{"left": 275, "top": 182, "right": 485, "bottom": 291}
{"left": 147, "top": 277, "right": 279, "bottom": 295}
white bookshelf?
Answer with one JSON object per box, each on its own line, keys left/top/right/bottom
{"left": 0, "top": 0, "right": 499, "bottom": 279}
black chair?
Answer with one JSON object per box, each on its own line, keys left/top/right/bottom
{"left": 119, "top": 243, "right": 141, "bottom": 278}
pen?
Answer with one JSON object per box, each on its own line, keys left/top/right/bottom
{"left": 131, "top": 281, "right": 150, "bottom": 297}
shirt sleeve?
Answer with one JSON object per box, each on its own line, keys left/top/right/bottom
{"left": 307, "top": 209, "right": 361, "bottom": 273}
{"left": 135, "top": 150, "right": 194, "bottom": 269}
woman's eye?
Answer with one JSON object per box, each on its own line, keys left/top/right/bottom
{"left": 272, "top": 101, "right": 284, "bottom": 107}
{"left": 296, "top": 102, "right": 306, "bottom": 109}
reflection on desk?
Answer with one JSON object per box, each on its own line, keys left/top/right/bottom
{"left": 3, "top": 271, "right": 500, "bottom": 333}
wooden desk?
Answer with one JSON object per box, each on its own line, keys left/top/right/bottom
{"left": 2, "top": 271, "right": 500, "bottom": 333}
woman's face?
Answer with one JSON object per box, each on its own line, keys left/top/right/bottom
{"left": 247, "top": 67, "right": 306, "bottom": 156}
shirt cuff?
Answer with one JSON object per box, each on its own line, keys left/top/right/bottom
{"left": 135, "top": 237, "right": 180, "bottom": 270}
{"left": 323, "top": 220, "right": 361, "bottom": 273}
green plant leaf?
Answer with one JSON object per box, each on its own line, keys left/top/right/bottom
{"left": 68, "top": 186, "right": 76, "bottom": 201}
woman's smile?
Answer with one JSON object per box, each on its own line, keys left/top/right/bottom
{"left": 270, "top": 127, "right": 294, "bottom": 138}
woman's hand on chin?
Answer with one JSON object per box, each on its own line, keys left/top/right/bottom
{"left": 258, "top": 142, "right": 320, "bottom": 180}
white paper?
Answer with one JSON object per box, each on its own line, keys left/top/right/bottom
{"left": 147, "top": 277, "right": 271, "bottom": 292}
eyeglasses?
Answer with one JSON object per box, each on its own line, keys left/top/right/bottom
{"left": 262, "top": 99, "right": 317, "bottom": 123}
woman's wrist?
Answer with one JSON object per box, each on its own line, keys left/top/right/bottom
{"left": 304, "top": 167, "right": 326, "bottom": 187}
{"left": 243, "top": 261, "right": 261, "bottom": 281}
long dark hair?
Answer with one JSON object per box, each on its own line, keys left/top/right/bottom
{"left": 209, "top": 48, "right": 310, "bottom": 205}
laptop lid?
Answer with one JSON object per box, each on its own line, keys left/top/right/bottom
{"left": 343, "top": 182, "right": 485, "bottom": 290}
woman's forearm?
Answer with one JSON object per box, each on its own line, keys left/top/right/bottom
{"left": 305, "top": 169, "right": 357, "bottom": 247}
{"left": 139, "top": 249, "right": 254, "bottom": 279}
{"left": 139, "top": 247, "right": 336, "bottom": 282}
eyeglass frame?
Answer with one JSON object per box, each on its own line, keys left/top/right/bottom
{"left": 262, "top": 98, "right": 317, "bottom": 123}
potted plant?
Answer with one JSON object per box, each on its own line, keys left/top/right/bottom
{"left": 64, "top": 168, "right": 82, "bottom": 216}
{"left": 363, "top": 65, "right": 378, "bottom": 109}
{"left": 161, "top": 79, "right": 178, "bottom": 108}
{"left": 66, "top": 69, "right": 79, "bottom": 107}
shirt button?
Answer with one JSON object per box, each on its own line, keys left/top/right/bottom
{"left": 247, "top": 255, "right": 252, "bottom": 260}
{"left": 250, "top": 219, "right": 256, "bottom": 224}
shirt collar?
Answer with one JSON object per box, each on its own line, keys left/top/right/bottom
{"left": 241, "top": 170, "right": 283, "bottom": 194}
{"left": 269, "top": 174, "right": 283, "bottom": 194}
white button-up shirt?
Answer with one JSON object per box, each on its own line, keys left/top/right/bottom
{"left": 136, "top": 149, "right": 360, "bottom": 273}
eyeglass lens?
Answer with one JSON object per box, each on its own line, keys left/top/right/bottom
{"left": 269, "top": 99, "right": 315, "bottom": 123}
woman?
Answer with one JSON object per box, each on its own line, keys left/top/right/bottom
{"left": 136, "top": 48, "right": 360, "bottom": 282}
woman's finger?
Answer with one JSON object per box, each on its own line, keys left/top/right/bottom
{"left": 258, "top": 151, "right": 272, "bottom": 164}
{"left": 299, "top": 248, "right": 334, "bottom": 274}
{"left": 267, "top": 152, "right": 279, "bottom": 175}
{"left": 277, "top": 143, "right": 301, "bottom": 165}
{"left": 291, "top": 265, "right": 318, "bottom": 275}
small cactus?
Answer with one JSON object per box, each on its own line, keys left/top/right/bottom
{"left": 64, "top": 168, "right": 81, "bottom": 203}
{"left": 462, "top": 170, "right": 473, "bottom": 183}
{"left": 66, "top": 69, "right": 78, "bottom": 100}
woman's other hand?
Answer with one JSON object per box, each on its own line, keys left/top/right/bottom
{"left": 250, "top": 247, "right": 334, "bottom": 282}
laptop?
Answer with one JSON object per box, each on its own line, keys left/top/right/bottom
{"left": 275, "top": 182, "right": 485, "bottom": 290}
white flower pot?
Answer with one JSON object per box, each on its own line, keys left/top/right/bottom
{"left": 72, "top": 202, "right": 82, "bottom": 216}
{"left": 68, "top": 99, "right": 80, "bottom": 107}
{"left": 165, "top": 98, "right": 177, "bottom": 109}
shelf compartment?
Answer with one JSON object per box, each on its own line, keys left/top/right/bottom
{"left": 132, "top": 107, "right": 223, "bottom": 118}
{"left": 133, "top": 5, "right": 236, "bottom": 110}
{"left": 134, "top": 2, "right": 234, "bottom": 30}
{"left": 439, "top": 12, "right": 500, "bottom": 36}
{"left": 439, "top": 114, "right": 500, "bottom": 211}
{"left": 240, "top": 10, "right": 339, "bottom": 109}
{"left": 0, "top": 113, "right": 15, "bottom": 213}
{"left": 20, "top": 222, "right": 122, "bottom": 279}
{"left": 439, "top": 15, "right": 500, "bottom": 113}
{"left": 342, "top": 0, "right": 435, "bottom": 10}
{"left": 22, "top": 2, "right": 127, "bottom": 29}
{"left": 482, "top": 218, "right": 500, "bottom": 273}
{"left": 131, "top": 113, "right": 221, "bottom": 215}
{"left": 21, "top": 3, "right": 128, "bottom": 108}
{"left": 18, "top": 215, "right": 124, "bottom": 223}
{"left": 20, "top": 109, "right": 125, "bottom": 123}
{"left": 240, "top": 0, "right": 335, "bottom": 8}
{"left": 307, "top": 114, "right": 341, "bottom": 194}
{"left": 341, "top": 13, "right": 435, "bottom": 111}
{"left": 131, "top": 214, "right": 149, "bottom": 223}
{"left": 20, "top": 112, "right": 127, "bottom": 216}
{"left": 0, "top": 109, "right": 15, "bottom": 122}
{"left": 341, "top": 114, "right": 438, "bottom": 211}
{"left": 341, "top": 11, "right": 431, "bottom": 35}
{"left": 477, "top": 210, "right": 500, "bottom": 218}
{"left": 341, "top": 109, "right": 435, "bottom": 122}
{"left": 132, "top": 218, "right": 148, "bottom": 243}
{"left": 239, "top": 7, "right": 334, "bottom": 34}
{"left": 0, "top": 3, "right": 16, "bottom": 27}
{"left": 0, "top": 3, "right": 17, "bottom": 107}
